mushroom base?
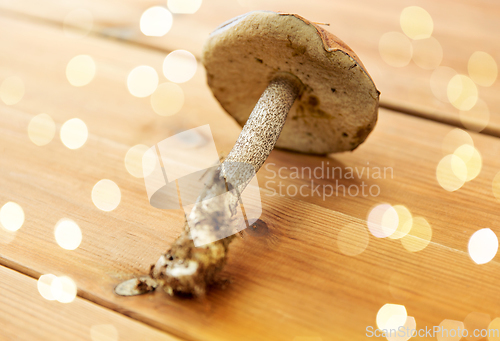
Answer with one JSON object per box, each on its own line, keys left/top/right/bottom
{"left": 149, "top": 221, "right": 235, "bottom": 297}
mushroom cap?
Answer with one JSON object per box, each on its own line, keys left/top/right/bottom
{"left": 202, "top": 11, "right": 379, "bottom": 155}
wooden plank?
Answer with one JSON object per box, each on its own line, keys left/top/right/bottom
{"left": 1, "top": 15, "right": 500, "bottom": 341}
{"left": 0, "top": 265, "right": 181, "bottom": 341}
{"left": 0, "top": 0, "right": 499, "bottom": 135}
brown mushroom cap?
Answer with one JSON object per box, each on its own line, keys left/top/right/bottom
{"left": 202, "top": 11, "right": 379, "bottom": 155}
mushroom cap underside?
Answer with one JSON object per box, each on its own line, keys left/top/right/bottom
{"left": 203, "top": 11, "right": 379, "bottom": 154}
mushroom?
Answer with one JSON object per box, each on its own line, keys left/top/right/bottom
{"left": 115, "top": 11, "right": 379, "bottom": 297}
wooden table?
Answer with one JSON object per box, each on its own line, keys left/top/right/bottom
{"left": 0, "top": 1, "right": 499, "bottom": 340}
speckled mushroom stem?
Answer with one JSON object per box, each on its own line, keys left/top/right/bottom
{"left": 116, "top": 73, "right": 302, "bottom": 297}
{"left": 224, "top": 72, "right": 303, "bottom": 173}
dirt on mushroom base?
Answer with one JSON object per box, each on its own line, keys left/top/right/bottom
{"left": 149, "top": 220, "right": 235, "bottom": 296}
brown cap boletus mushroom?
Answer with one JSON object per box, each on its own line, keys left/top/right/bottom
{"left": 115, "top": 11, "right": 379, "bottom": 298}
{"left": 203, "top": 10, "right": 379, "bottom": 156}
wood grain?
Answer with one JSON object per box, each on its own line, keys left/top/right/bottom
{"left": 0, "top": 13, "right": 500, "bottom": 341}
{"left": 0, "top": 265, "right": 180, "bottom": 341}
{"left": 0, "top": 0, "right": 499, "bottom": 135}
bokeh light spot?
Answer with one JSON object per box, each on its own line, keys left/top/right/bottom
{"left": 92, "top": 179, "right": 121, "bottom": 212}
{"left": 151, "top": 82, "right": 184, "bottom": 116}
{"left": 337, "top": 222, "right": 369, "bottom": 256}
{"left": 387, "top": 316, "right": 416, "bottom": 341}
{"left": 66, "top": 55, "right": 96, "bottom": 87}
{"left": 400, "top": 6, "right": 433, "bottom": 40}
{"left": 28, "top": 113, "right": 56, "bottom": 146}
{"left": 468, "top": 51, "right": 497, "bottom": 87}
{"left": 401, "top": 217, "right": 432, "bottom": 252}
{"left": 437, "top": 154, "right": 466, "bottom": 191}
{"left": 60, "top": 118, "right": 88, "bottom": 149}
{"left": 411, "top": 37, "right": 442, "bottom": 70}
{"left": 163, "top": 50, "right": 198, "bottom": 83}
{"left": 459, "top": 99, "right": 490, "bottom": 132}
{"left": 38, "top": 274, "right": 58, "bottom": 301}
{"left": 441, "top": 129, "right": 473, "bottom": 156}
{"left": 90, "top": 324, "right": 119, "bottom": 341}
{"left": 54, "top": 219, "right": 82, "bottom": 250}
{"left": 468, "top": 228, "right": 498, "bottom": 265}
{"left": 379, "top": 32, "right": 412, "bottom": 67}
{"left": 0, "top": 76, "right": 25, "bottom": 105}
{"left": 367, "top": 204, "right": 399, "bottom": 238}
{"left": 142, "top": 146, "right": 158, "bottom": 178}
{"left": 167, "top": 0, "right": 202, "bottom": 14}
{"left": 430, "top": 67, "right": 458, "bottom": 103}
{"left": 487, "top": 318, "right": 500, "bottom": 341}
{"left": 63, "top": 9, "right": 93, "bottom": 38}
{"left": 463, "top": 312, "right": 491, "bottom": 341}
{"left": 51, "top": 276, "right": 77, "bottom": 303}
{"left": 376, "top": 304, "right": 407, "bottom": 330}
{"left": 449, "top": 151, "right": 469, "bottom": 182}
{"left": 437, "top": 320, "right": 465, "bottom": 341}
{"left": 0, "top": 202, "right": 25, "bottom": 232}
{"left": 388, "top": 205, "right": 413, "bottom": 240}
{"left": 447, "top": 74, "right": 478, "bottom": 111}
{"left": 453, "top": 145, "right": 482, "bottom": 181}
{"left": 127, "top": 66, "right": 158, "bottom": 98}
{"left": 125, "top": 144, "right": 156, "bottom": 178}
{"left": 140, "top": 6, "right": 173, "bottom": 37}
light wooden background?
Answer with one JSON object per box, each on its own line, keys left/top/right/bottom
{"left": 0, "top": 0, "right": 499, "bottom": 340}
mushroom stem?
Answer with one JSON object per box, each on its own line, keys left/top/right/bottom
{"left": 116, "top": 73, "right": 302, "bottom": 297}
{"left": 224, "top": 72, "right": 303, "bottom": 173}
{"left": 186, "top": 72, "right": 303, "bottom": 250}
